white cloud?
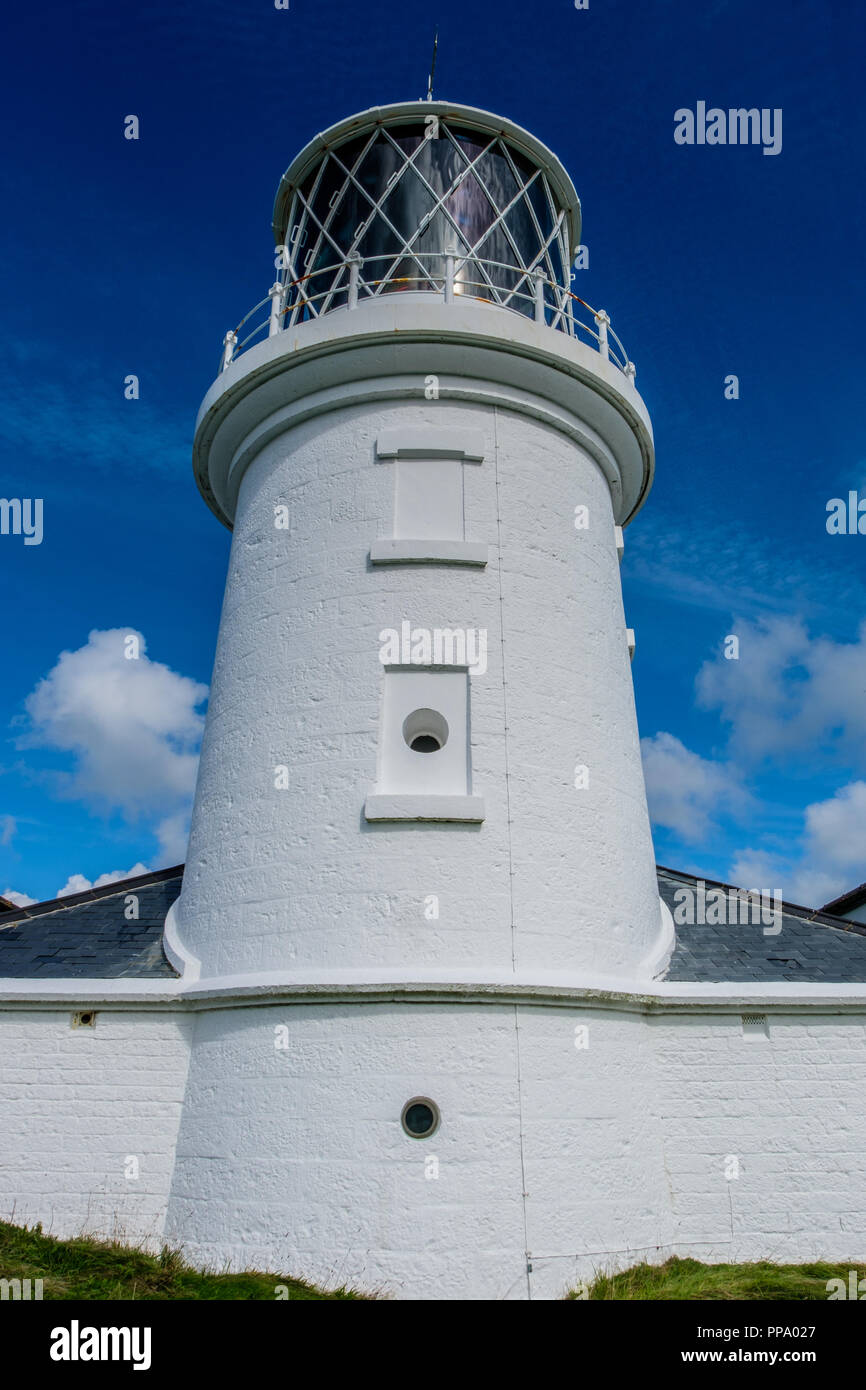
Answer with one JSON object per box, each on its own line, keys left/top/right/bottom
{"left": 696, "top": 617, "right": 866, "bottom": 767}
{"left": 154, "top": 811, "right": 191, "bottom": 865}
{"left": 729, "top": 780, "right": 866, "bottom": 909}
{"left": 803, "top": 780, "right": 866, "bottom": 872}
{"left": 727, "top": 849, "right": 784, "bottom": 889}
{"left": 2, "top": 887, "right": 37, "bottom": 908}
{"left": 18, "top": 628, "right": 205, "bottom": 874}
{"left": 57, "top": 874, "right": 92, "bottom": 898}
{"left": 57, "top": 862, "right": 151, "bottom": 898}
{"left": 0, "top": 816, "right": 15, "bottom": 846}
{"left": 641, "top": 732, "right": 747, "bottom": 842}
{"left": 645, "top": 618, "right": 866, "bottom": 906}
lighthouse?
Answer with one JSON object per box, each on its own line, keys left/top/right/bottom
{"left": 164, "top": 100, "right": 674, "bottom": 1299}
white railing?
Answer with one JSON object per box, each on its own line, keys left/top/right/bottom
{"left": 219, "top": 252, "right": 636, "bottom": 382}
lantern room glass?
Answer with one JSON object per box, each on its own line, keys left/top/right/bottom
{"left": 277, "top": 119, "right": 571, "bottom": 326}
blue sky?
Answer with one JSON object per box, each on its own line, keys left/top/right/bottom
{"left": 1, "top": 0, "right": 864, "bottom": 907}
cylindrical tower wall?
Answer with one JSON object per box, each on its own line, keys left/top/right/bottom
{"left": 178, "top": 384, "right": 659, "bottom": 981}
{"left": 163, "top": 1000, "right": 674, "bottom": 1301}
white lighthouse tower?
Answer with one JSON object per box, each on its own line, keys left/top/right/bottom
{"left": 165, "top": 100, "right": 673, "bottom": 1299}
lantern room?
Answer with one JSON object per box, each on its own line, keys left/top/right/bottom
{"left": 270, "top": 100, "right": 582, "bottom": 330}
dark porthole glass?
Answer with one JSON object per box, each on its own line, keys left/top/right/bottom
{"left": 401, "top": 1098, "right": 440, "bottom": 1138}
{"left": 409, "top": 734, "right": 441, "bottom": 753}
{"left": 403, "top": 708, "right": 449, "bottom": 752}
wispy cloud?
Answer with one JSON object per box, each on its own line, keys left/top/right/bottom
{"left": 0, "top": 340, "right": 190, "bottom": 478}
{"left": 695, "top": 616, "right": 866, "bottom": 768}
{"left": 641, "top": 731, "right": 749, "bottom": 842}
{"left": 644, "top": 617, "right": 866, "bottom": 905}
{"left": 627, "top": 509, "right": 866, "bottom": 623}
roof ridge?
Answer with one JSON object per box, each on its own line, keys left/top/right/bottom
{"left": 0, "top": 864, "right": 184, "bottom": 926}
{"left": 656, "top": 864, "right": 866, "bottom": 937}
{"left": 822, "top": 881, "right": 866, "bottom": 914}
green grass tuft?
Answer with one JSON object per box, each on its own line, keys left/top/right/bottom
{"left": 4, "top": 1223, "right": 857, "bottom": 1300}
{"left": 0, "top": 1220, "right": 367, "bottom": 1300}
{"left": 570, "top": 1255, "right": 862, "bottom": 1300}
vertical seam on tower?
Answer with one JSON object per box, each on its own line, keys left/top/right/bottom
{"left": 492, "top": 405, "right": 517, "bottom": 973}
{"left": 513, "top": 1003, "right": 532, "bottom": 1300}
{"left": 493, "top": 405, "right": 532, "bottom": 1298}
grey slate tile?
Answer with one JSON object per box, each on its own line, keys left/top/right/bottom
{"left": 0, "top": 872, "right": 182, "bottom": 980}
{"left": 4, "top": 863, "right": 866, "bottom": 987}
{"left": 659, "top": 866, "right": 866, "bottom": 984}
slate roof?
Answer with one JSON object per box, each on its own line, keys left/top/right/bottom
{"left": 0, "top": 867, "right": 182, "bottom": 979}
{"left": 2, "top": 862, "right": 866, "bottom": 986}
{"left": 659, "top": 866, "right": 866, "bottom": 984}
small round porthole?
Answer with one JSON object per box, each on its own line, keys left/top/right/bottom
{"left": 402, "top": 708, "right": 448, "bottom": 754}
{"left": 401, "top": 1097, "right": 440, "bottom": 1139}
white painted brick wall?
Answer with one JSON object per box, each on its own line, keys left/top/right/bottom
{"left": 164, "top": 1001, "right": 676, "bottom": 1300}
{"left": 651, "top": 1012, "right": 866, "bottom": 1267}
{"left": 0, "top": 1009, "right": 192, "bottom": 1248}
{"left": 4, "top": 1000, "right": 866, "bottom": 1297}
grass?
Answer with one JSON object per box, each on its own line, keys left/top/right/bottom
{"left": 2, "top": 1222, "right": 857, "bottom": 1300}
{"left": 0, "top": 1221, "right": 365, "bottom": 1300}
{"left": 573, "top": 1255, "right": 860, "bottom": 1300}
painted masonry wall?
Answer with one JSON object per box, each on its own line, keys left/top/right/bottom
{"left": 179, "top": 396, "right": 660, "bottom": 982}
{"left": 165, "top": 1001, "right": 866, "bottom": 1299}
{"left": 3, "top": 1002, "right": 866, "bottom": 1295}
{"left": 0, "top": 1009, "right": 192, "bottom": 1247}
{"left": 652, "top": 1011, "right": 866, "bottom": 1270}
{"left": 164, "top": 1002, "right": 674, "bottom": 1300}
